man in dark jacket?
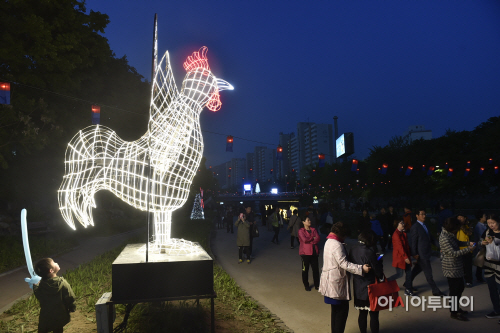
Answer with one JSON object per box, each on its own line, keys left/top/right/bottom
{"left": 409, "top": 209, "right": 445, "bottom": 296}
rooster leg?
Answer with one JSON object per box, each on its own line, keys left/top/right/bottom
{"left": 153, "top": 210, "right": 172, "bottom": 251}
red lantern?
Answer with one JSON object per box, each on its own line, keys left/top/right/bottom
{"left": 0, "top": 82, "right": 11, "bottom": 105}
{"left": 226, "top": 135, "right": 233, "bottom": 152}
{"left": 277, "top": 145, "right": 283, "bottom": 160}
{"left": 318, "top": 153, "right": 325, "bottom": 167}
{"left": 91, "top": 105, "right": 100, "bottom": 124}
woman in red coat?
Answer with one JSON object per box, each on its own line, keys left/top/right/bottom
{"left": 390, "top": 220, "right": 414, "bottom": 296}
{"left": 298, "top": 217, "right": 320, "bottom": 291}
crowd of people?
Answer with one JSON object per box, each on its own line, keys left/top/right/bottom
{"left": 215, "top": 202, "right": 500, "bottom": 333}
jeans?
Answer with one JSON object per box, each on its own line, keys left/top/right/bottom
{"left": 330, "top": 301, "right": 349, "bottom": 333}
{"left": 411, "top": 258, "right": 440, "bottom": 294}
{"left": 388, "top": 263, "right": 412, "bottom": 291}
{"left": 486, "top": 275, "right": 500, "bottom": 313}
{"left": 358, "top": 309, "right": 379, "bottom": 333}
{"left": 301, "top": 255, "right": 320, "bottom": 288}
{"left": 447, "top": 277, "right": 465, "bottom": 314}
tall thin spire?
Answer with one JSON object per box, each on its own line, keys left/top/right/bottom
{"left": 151, "top": 13, "right": 158, "bottom": 82}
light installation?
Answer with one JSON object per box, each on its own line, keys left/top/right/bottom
{"left": 58, "top": 46, "right": 233, "bottom": 255}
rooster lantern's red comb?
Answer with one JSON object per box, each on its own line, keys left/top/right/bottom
{"left": 183, "top": 46, "right": 211, "bottom": 72}
{"left": 183, "top": 46, "right": 222, "bottom": 112}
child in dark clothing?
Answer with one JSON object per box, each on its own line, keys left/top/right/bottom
{"left": 34, "top": 258, "right": 76, "bottom": 333}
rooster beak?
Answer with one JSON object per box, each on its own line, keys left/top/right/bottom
{"left": 216, "top": 78, "right": 234, "bottom": 91}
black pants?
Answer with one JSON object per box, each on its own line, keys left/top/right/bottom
{"left": 447, "top": 277, "right": 465, "bottom": 314}
{"left": 358, "top": 310, "right": 379, "bottom": 333}
{"left": 238, "top": 246, "right": 249, "bottom": 260}
{"left": 411, "top": 258, "right": 440, "bottom": 294}
{"left": 271, "top": 226, "right": 280, "bottom": 243}
{"left": 227, "top": 219, "right": 233, "bottom": 233}
{"left": 330, "top": 301, "right": 349, "bottom": 333}
{"left": 291, "top": 235, "right": 299, "bottom": 247}
{"left": 301, "top": 255, "right": 320, "bottom": 288}
{"left": 476, "top": 265, "right": 484, "bottom": 281}
{"left": 462, "top": 252, "right": 473, "bottom": 284}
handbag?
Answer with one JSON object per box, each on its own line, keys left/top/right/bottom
{"left": 473, "top": 248, "right": 486, "bottom": 267}
{"left": 486, "top": 240, "right": 500, "bottom": 261}
{"left": 252, "top": 224, "right": 259, "bottom": 238}
{"left": 368, "top": 275, "right": 401, "bottom": 311}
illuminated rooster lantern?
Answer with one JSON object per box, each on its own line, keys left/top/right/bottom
{"left": 58, "top": 46, "right": 233, "bottom": 254}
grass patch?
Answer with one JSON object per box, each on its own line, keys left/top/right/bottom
{"left": 0, "top": 208, "right": 287, "bottom": 332}
{"left": 0, "top": 232, "right": 78, "bottom": 274}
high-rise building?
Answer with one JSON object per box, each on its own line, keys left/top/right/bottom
{"left": 230, "top": 158, "right": 246, "bottom": 188}
{"left": 277, "top": 132, "right": 293, "bottom": 180}
{"left": 290, "top": 122, "right": 335, "bottom": 175}
{"left": 245, "top": 153, "right": 255, "bottom": 183}
{"left": 254, "top": 146, "right": 276, "bottom": 183}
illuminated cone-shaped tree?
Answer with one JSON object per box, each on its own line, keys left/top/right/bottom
{"left": 190, "top": 194, "right": 205, "bottom": 220}
{"left": 255, "top": 183, "right": 261, "bottom": 193}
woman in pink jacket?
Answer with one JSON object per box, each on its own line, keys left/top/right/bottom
{"left": 299, "top": 217, "right": 321, "bottom": 291}
{"left": 298, "top": 217, "right": 320, "bottom": 291}
{"left": 319, "top": 222, "right": 371, "bottom": 333}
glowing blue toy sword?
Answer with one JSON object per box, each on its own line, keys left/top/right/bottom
{"left": 21, "top": 209, "right": 41, "bottom": 288}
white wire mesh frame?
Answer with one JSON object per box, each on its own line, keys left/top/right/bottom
{"left": 58, "top": 49, "right": 227, "bottom": 254}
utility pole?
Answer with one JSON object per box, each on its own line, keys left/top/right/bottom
{"left": 333, "top": 116, "right": 339, "bottom": 163}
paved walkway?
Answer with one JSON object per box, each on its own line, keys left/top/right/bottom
{"left": 212, "top": 223, "right": 499, "bottom": 333}
{"left": 0, "top": 228, "right": 144, "bottom": 314}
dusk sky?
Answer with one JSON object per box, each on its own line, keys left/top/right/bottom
{"left": 84, "top": 0, "right": 500, "bottom": 167}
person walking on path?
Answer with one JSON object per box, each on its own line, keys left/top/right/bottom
{"left": 480, "top": 214, "right": 500, "bottom": 320}
{"left": 245, "top": 205, "right": 256, "bottom": 258}
{"left": 386, "top": 205, "right": 398, "bottom": 250}
{"left": 357, "top": 209, "right": 371, "bottom": 234}
{"left": 456, "top": 214, "right": 474, "bottom": 287}
{"left": 439, "top": 216, "right": 476, "bottom": 321}
{"left": 473, "top": 210, "right": 488, "bottom": 283}
{"left": 409, "top": 209, "right": 445, "bottom": 296}
{"left": 33, "top": 258, "right": 76, "bottom": 333}
{"left": 403, "top": 206, "right": 413, "bottom": 230}
{"left": 288, "top": 209, "right": 301, "bottom": 249}
{"left": 369, "top": 214, "right": 384, "bottom": 252}
{"left": 235, "top": 212, "right": 251, "bottom": 263}
{"left": 298, "top": 217, "right": 320, "bottom": 291}
{"left": 269, "top": 206, "right": 281, "bottom": 244}
{"left": 377, "top": 207, "right": 391, "bottom": 252}
{"left": 225, "top": 207, "right": 234, "bottom": 233}
{"left": 349, "top": 230, "right": 384, "bottom": 333}
{"left": 319, "top": 222, "right": 371, "bottom": 333}
{"left": 389, "top": 220, "right": 414, "bottom": 296}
